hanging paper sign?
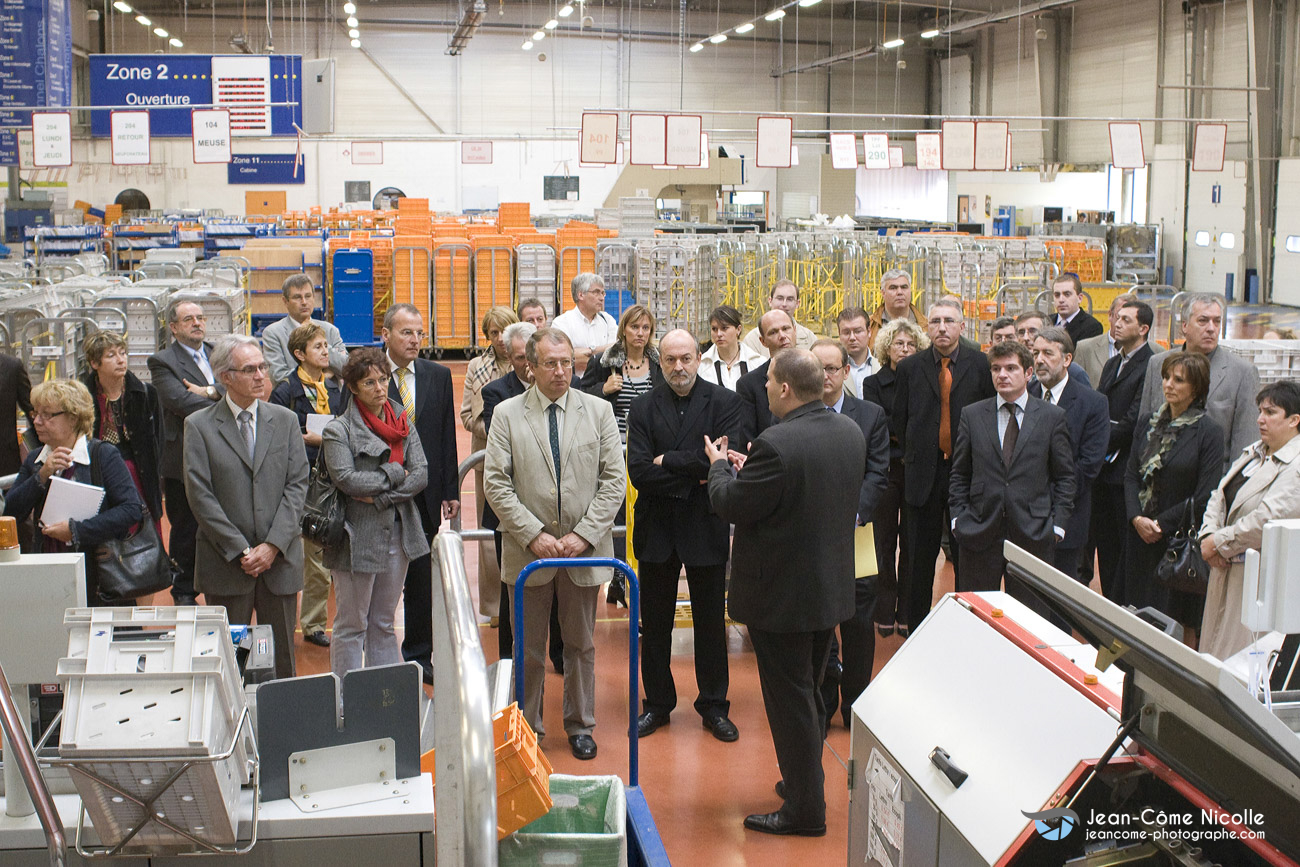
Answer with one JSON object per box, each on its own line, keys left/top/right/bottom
{"left": 110, "top": 111, "right": 150, "bottom": 165}
{"left": 351, "top": 141, "right": 384, "bottom": 164}
{"left": 32, "top": 112, "right": 72, "bottom": 166}
{"left": 863, "top": 133, "right": 890, "bottom": 169}
{"left": 973, "top": 121, "right": 1009, "bottom": 171}
{"left": 16, "top": 129, "right": 34, "bottom": 169}
{"left": 916, "top": 132, "right": 942, "bottom": 170}
{"left": 700, "top": 134, "right": 709, "bottom": 169}
{"left": 665, "top": 115, "right": 703, "bottom": 167}
{"left": 889, "top": 146, "right": 904, "bottom": 168}
{"left": 461, "top": 141, "right": 493, "bottom": 164}
{"left": 191, "top": 109, "right": 232, "bottom": 163}
{"left": 580, "top": 112, "right": 618, "bottom": 164}
{"left": 1007, "top": 132, "right": 1013, "bottom": 170}
{"left": 790, "top": 144, "right": 800, "bottom": 166}
{"left": 941, "top": 120, "right": 976, "bottom": 170}
{"left": 756, "top": 116, "right": 793, "bottom": 168}
{"left": 830, "top": 133, "right": 857, "bottom": 169}
{"left": 629, "top": 113, "right": 668, "bottom": 165}
{"left": 1108, "top": 122, "right": 1145, "bottom": 169}
{"left": 1192, "top": 123, "right": 1227, "bottom": 172}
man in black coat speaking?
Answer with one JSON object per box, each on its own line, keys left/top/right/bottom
{"left": 706, "top": 348, "right": 866, "bottom": 838}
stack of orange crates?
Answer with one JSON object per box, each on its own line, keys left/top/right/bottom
{"left": 1048, "top": 240, "right": 1106, "bottom": 283}
{"left": 422, "top": 702, "right": 552, "bottom": 840}
{"left": 370, "top": 235, "right": 395, "bottom": 334}
{"left": 432, "top": 236, "right": 474, "bottom": 349}
{"left": 393, "top": 234, "right": 433, "bottom": 347}
{"left": 555, "top": 222, "right": 599, "bottom": 313}
{"left": 471, "top": 234, "right": 516, "bottom": 342}
{"left": 497, "top": 202, "right": 531, "bottom": 232}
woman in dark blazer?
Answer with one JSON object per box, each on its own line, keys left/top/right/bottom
{"left": 1123, "top": 352, "right": 1225, "bottom": 637}
{"left": 80, "top": 331, "right": 162, "bottom": 521}
{"left": 861, "top": 318, "right": 928, "bottom": 637}
{"left": 268, "top": 322, "right": 345, "bottom": 465}
{"left": 6, "top": 379, "right": 144, "bottom": 604}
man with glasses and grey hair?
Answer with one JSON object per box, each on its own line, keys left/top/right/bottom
{"left": 148, "top": 300, "right": 225, "bottom": 605}
{"left": 552, "top": 272, "right": 617, "bottom": 374}
{"left": 867, "top": 269, "right": 924, "bottom": 346}
{"left": 1136, "top": 293, "right": 1259, "bottom": 472}
{"left": 381, "top": 303, "right": 460, "bottom": 685}
{"left": 183, "top": 334, "right": 308, "bottom": 679}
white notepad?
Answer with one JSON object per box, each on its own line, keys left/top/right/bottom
{"left": 41, "top": 476, "right": 106, "bottom": 525}
{"left": 305, "top": 414, "right": 334, "bottom": 436}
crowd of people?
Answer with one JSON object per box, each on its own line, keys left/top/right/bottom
{"left": 0, "top": 267, "right": 1296, "bottom": 839}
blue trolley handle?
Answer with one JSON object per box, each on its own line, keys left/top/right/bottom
{"left": 514, "top": 558, "right": 640, "bottom": 788}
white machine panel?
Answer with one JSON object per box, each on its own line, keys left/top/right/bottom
{"left": 853, "top": 595, "right": 1120, "bottom": 864}
{"left": 1271, "top": 159, "right": 1300, "bottom": 306}
{"left": 0, "top": 555, "right": 86, "bottom": 684}
{"left": 1184, "top": 161, "right": 1246, "bottom": 296}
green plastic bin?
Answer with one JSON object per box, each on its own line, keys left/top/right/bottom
{"left": 498, "top": 774, "right": 627, "bottom": 867}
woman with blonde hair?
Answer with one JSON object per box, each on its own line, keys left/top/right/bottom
{"left": 461, "top": 305, "right": 518, "bottom": 619}
{"left": 5, "top": 378, "right": 143, "bottom": 603}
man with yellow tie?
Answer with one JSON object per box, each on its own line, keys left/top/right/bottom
{"left": 382, "top": 303, "right": 460, "bottom": 685}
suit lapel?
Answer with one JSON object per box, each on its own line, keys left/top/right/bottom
{"left": 216, "top": 402, "right": 254, "bottom": 470}
{"left": 172, "top": 341, "right": 204, "bottom": 386}
{"left": 414, "top": 360, "right": 433, "bottom": 420}
{"left": 252, "top": 402, "right": 273, "bottom": 474}
{"left": 560, "top": 391, "right": 584, "bottom": 473}
{"left": 653, "top": 387, "right": 681, "bottom": 446}
{"left": 674, "top": 385, "right": 710, "bottom": 448}
{"left": 922, "top": 353, "right": 941, "bottom": 398}
{"left": 1010, "top": 398, "right": 1039, "bottom": 464}
{"left": 1206, "top": 348, "right": 1231, "bottom": 406}
{"left": 1227, "top": 458, "right": 1279, "bottom": 522}
{"left": 523, "top": 389, "right": 557, "bottom": 482}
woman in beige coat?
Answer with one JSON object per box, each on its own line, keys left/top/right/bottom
{"left": 1198, "top": 380, "right": 1300, "bottom": 659}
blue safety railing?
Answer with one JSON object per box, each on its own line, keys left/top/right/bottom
{"left": 513, "top": 558, "right": 670, "bottom": 866}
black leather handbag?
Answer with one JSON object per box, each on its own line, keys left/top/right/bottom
{"left": 94, "top": 502, "right": 178, "bottom": 600}
{"left": 1156, "top": 498, "right": 1211, "bottom": 594}
{"left": 302, "top": 450, "right": 346, "bottom": 548}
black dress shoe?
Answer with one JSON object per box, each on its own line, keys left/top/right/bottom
{"left": 775, "top": 780, "right": 786, "bottom": 800}
{"left": 743, "top": 811, "right": 826, "bottom": 837}
{"left": 702, "top": 714, "right": 739, "bottom": 742}
{"left": 875, "top": 623, "right": 895, "bottom": 638}
{"left": 304, "top": 630, "right": 330, "bottom": 647}
{"left": 421, "top": 667, "right": 434, "bottom": 686}
{"left": 897, "top": 624, "right": 910, "bottom": 638}
{"left": 569, "top": 734, "right": 597, "bottom": 760}
{"left": 173, "top": 594, "right": 198, "bottom": 606}
{"left": 636, "top": 710, "right": 670, "bottom": 738}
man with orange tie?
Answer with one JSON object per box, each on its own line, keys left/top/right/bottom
{"left": 891, "top": 298, "right": 994, "bottom": 633}
{"left": 382, "top": 303, "right": 460, "bottom": 685}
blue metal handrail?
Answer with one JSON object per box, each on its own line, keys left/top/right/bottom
{"left": 513, "top": 557, "right": 641, "bottom": 787}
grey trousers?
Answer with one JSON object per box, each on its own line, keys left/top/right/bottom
{"left": 207, "top": 582, "right": 298, "bottom": 680}
{"left": 509, "top": 568, "right": 599, "bottom": 738}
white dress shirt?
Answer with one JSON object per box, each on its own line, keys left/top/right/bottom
{"left": 226, "top": 395, "right": 259, "bottom": 451}
{"left": 847, "top": 353, "right": 877, "bottom": 397}
{"left": 36, "top": 435, "right": 92, "bottom": 467}
{"left": 699, "top": 343, "right": 764, "bottom": 390}
{"left": 1039, "top": 372, "right": 1069, "bottom": 406}
{"left": 552, "top": 307, "right": 618, "bottom": 351}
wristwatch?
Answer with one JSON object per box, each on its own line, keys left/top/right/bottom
{"left": 206, "top": 385, "right": 217, "bottom": 399}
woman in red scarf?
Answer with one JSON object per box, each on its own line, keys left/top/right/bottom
{"left": 321, "top": 347, "right": 430, "bottom": 679}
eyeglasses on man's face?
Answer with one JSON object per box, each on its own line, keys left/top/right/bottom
{"left": 536, "top": 359, "right": 574, "bottom": 372}
{"left": 233, "top": 363, "right": 269, "bottom": 377}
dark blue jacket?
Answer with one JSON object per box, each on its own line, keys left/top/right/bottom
{"left": 269, "top": 374, "right": 344, "bottom": 464}
{"left": 6, "top": 438, "right": 143, "bottom": 550}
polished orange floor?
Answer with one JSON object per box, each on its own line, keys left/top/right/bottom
{"left": 154, "top": 358, "right": 954, "bottom": 866}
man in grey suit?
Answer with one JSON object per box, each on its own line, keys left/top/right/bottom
{"left": 148, "top": 301, "right": 225, "bottom": 605}
{"left": 1074, "top": 294, "right": 1127, "bottom": 385}
{"left": 184, "top": 335, "right": 309, "bottom": 680}
{"left": 484, "top": 328, "right": 624, "bottom": 761}
{"left": 261, "top": 274, "right": 349, "bottom": 385}
{"left": 1137, "top": 293, "right": 1259, "bottom": 472}
{"left": 950, "top": 340, "right": 1076, "bottom": 603}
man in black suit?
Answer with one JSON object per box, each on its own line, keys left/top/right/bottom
{"left": 1092, "top": 299, "right": 1155, "bottom": 601}
{"left": 810, "top": 339, "right": 890, "bottom": 730}
{"left": 892, "top": 298, "right": 995, "bottom": 631}
{"left": 1053, "top": 272, "right": 1103, "bottom": 346}
{"left": 1029, "top": 327, "right": 1109, "bottom": 581}
{"left": 0, "top": 353, "right": 31, "bottom": 477}
{"left": 148, "top": 300, "right": 226, "bottom": 605}
{"left": 629, "top": 330, "right": 744, "bottom": 742}
{"left": 735, "top": 310, "right": 794, "bottom": 445}
{"left": 707, "top": 349, "right": 866, "bottom": 838}
{"left": 949, "top": 341, "right": 1076, "bottom": 603}
{"left": 383, "top": 303, "right": 460, "bottom": 684}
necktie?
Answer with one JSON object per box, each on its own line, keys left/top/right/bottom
{"left": 1044, "top": 387, "right": 1054, "bottom": 406}
{"left": 938, "top": 355, "right": 953, "bottom": 458}
{"left": 194, "top": 348, "right": 214, "bottom": 385}
{"left": 547, "top": 403, "right": 562, "bottom": 512}
{"left": 1002, "top": 403, "right": 1019, "bottom": 467}
{"left": 395, "top": 367, "right": 415, "bottom": 424}
{"left": 238, "top": 410, "right": 255, "bottom": 460}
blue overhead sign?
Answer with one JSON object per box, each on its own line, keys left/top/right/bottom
{"left": 228, "top": 153, "right": 306, "bottom": 184}
{"left": 0, "top": 0, "right": 73, "bottom": 166}
{"left": 88, "top": 54, "right": 302, "bottom": 138}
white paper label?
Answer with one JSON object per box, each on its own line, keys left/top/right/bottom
{"left": 1192, "top": 124, "right": 1227, "bottom": 172}
{"left": 974, "top": 121, "right": 1009, "bottom": 171}
{"left": 1109, "top": 122, "right": 1146, "bottom": 169}
{"left": 461, "top": 141, "right": 493, "bottom": 164}
{"left": 111, "top": 111, "right": 151, "bottom": 165}
{"left": 580, "top": 113, "right": 619, "bottom": 164}
{"left": 16, "top": 129, "right": 34, "bottom": 169}
{"left": 629, "top": 114, "right": 667, "bottom": 165}
{"left": 665, "top": 116, "right": 702, "bottom": 167}
{"left": 351, "top": 141, "right": 384, "bottom": 165}
{"left": 889, "top": 146, "right": 904, "bottom": 168}
{"left": 32, "top": 112, "right": 71, "bottom": 167}
{"left": 916, "top": 132, "right": 942, "bottom": 170}
{"left": 941, "top": 120, "right": 976, "bottom": 171}
{"left": 191, "top": 109, "right": 232, "bottom": 164}
{"left": 756, "top": 117, "right": 793, "bottom": 168}
{"left": 863, "top": 133, "right": 890, "bottom": 169}
{"left": 829, "top": 133, "right": 857, "bottom": 169}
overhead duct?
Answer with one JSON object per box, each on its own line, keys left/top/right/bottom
{"left": 447, "top": 0, "right": 486, "bottom": 55}
{"left": 937, "top": 0, "right": 1081, "bottom": 38}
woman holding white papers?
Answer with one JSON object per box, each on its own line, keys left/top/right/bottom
{"left": 4, "top": 379, "right": 143, "bottom": 604}
{"left": 321, "top": 348, "right": 429, "bottom": 678}
{"left": 270, "top": 323, "right": 344, "bottom": 648}
{"left": 80, "top": 331, "right": 163, "bottom": 533}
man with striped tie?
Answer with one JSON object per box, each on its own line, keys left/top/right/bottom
{"left": 382, "top": 303, "right": 460, "bottom": 685}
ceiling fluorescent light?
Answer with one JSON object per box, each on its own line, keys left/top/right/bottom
{"left": 882, "top": 37, "right": 904, "bottom": 47}
{"left": 798, "top": 0, "right": 821, "bottom": 7}
{"left": 154, "top": 27, "right": 168, "bottom": 37}
{"left": 348, "top": 28, "right": 359, "bottom": 38}
{"left": 920, "top": 29, "right": 939, "bottom": 38}
{"left": 735, "top": 21, "right": 755, "bottom": 33}
{"left": 346, "top": 16, "right": 358, "bottom": 26}
{"left": 169, "top": 37, "right": 183, "bottom": 47}
{"left": 350, "top": 38, "right": 361, "bottom": 47}
{"left": 112, "top": 1, "right": 132, "bottom": 12}
{"left": 544, "top": 18, "right": 558, "bottom": 28}
{"left": 764, "top": 8, "right": 786, "bottom": 19}
{"left": 689, "top": 42, "right": 704, "bottom": 52}
{"left": 522, "top": 39, "right": 533, "bottom": 49}
{"left": 533, "top": 30, "right": 545, "bottom": 39}
{"left": 343, "top": 1, "right": 356, "bottom": 12}
{"left": 134, "top": 14, "right": 150, "bottom": 25}
{"left": 709, "top": 32, "right": 727, "bottom": 43}
{"left": 559, "top": 4, "right": 574, "bottom": 15}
